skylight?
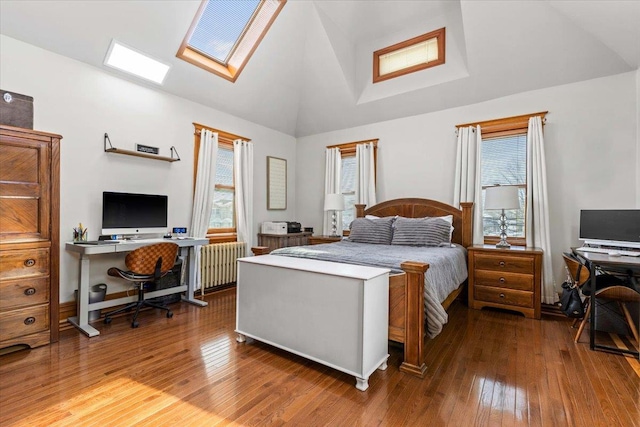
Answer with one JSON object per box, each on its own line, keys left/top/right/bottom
{"left": 177, "top": 0, "right": 286, "bottom": 83}
{"left": 189, "top": 0, "right": 260, "bottom": 64}
{"left": 104, "top": 40, "right": 170, "bottom": 85}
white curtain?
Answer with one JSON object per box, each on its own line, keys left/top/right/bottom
{"left": 355, "top": 142, "right": 376, "bottom": 207}
{"left": 190, "top": 129, "right": 218, "bottom": 290}
{"left": 323, "top": 148, "right": 342, "bottom": 235}
{"left": 526, "top": 116, "right": 556, "bottom": 304}
{"left": 453, "top": 125, "right": 484, "bottom": 245}
{"left": 234, "top": 139, "right": 253, "bottom": 256}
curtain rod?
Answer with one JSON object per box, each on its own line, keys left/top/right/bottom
{"left": 455, "top": 111, "right": 548, "bottom": 130}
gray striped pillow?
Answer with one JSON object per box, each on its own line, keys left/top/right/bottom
{"left": 348, "top": 217, "right": 395, "bottom": 245}
{"left": 391, "top": 217, "right": 451, "bottom": 246}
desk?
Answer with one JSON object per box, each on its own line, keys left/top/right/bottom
{"left": 574, "top": 250, "right": 640, "bottom": 357}
{"left": 66, "top": 238, "right": 209, "bottom": 337}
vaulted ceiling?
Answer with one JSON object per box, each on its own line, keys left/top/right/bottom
{"left": 1, "top": 1, "right": 638, "bottom": 137}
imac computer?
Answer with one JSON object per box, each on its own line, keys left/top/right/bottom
{"left": 579, "top": 209, "right": 640, "bottom": 250}
{"left": 102, "top": 191, "right": 168, "bottom": 236}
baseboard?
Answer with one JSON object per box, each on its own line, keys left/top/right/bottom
{"left": 58, "top": 285, "right": 236, "bottom": 332}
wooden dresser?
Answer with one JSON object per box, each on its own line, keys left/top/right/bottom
{"left": 468, "top": 245, "right": 542, "bottom": 319}
{"left": 257, "top": 232, "right": 312, "bottom": 253}
{"left": 0, "top": 125, "right": 61, "bottom": 349}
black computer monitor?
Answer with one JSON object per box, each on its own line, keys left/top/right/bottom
{"left": 102, "top": 191, "right": 168, "bottom": 236}
{"left": 579, "top": 209, "right": 640, "bottom": 249}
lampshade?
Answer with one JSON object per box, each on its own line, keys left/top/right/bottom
{"left": 324, "top": 193, "right": 345, "bottom": 211}
{"left": 484, "top": 186, "right": 520, "bottom": 210}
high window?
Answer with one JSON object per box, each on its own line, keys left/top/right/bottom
{"left": 177, "top": 0, "right": 286, "bottom": 82}
{"left": 193, "top": 123, "right": 251, "bottom": 243}
{"left": 326, "top": 140, "right": 378, "bottom": 232}
{"left": 373, "top": 27, "right": 445, "bottom": 83}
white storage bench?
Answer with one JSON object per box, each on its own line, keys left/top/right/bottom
{"left": 236, "top": 255, "right": 390, "bottom": 391}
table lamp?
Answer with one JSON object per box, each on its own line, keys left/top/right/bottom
{"left": 324, "top": 193, "right": 345, "bottom": 237}
{"left": 484, "top": 185, "right": 520, "bottom": 248}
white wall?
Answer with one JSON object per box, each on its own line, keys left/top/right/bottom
{"left": 0, "top": 35, "right": 297, "bottom": 303}
{"left": 637, "top": 68, "right": 640, "bottom": 206}
{"left": 296, "top": 71, "right": 639, "bottom": 288}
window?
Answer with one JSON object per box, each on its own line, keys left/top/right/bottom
{"left": 373, "top": 27, "right": 445, "bottom": 83}
{"left": 481, "top": 134, "right": 527, "bottom": 241}
{"left": 193, "top": 123, "right": 251, "bottom": 243}
{"left": 458, "top": 112, "right": 546, "bottom": 246}
{"left": 326, "top": 140, "right": 378, "bottom": 232}
{"left": 177, "top": 0, "right": 287, "bottom": 82}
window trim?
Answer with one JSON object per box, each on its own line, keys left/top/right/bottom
{"left": 193, "top": 123, "right": 251, "bottom": 242}
{"left": 327, "top": 139, "right": 379, "bottom": 233}
{"left": 177, "top": 0, "right": 287, "bottom": 83}
{"left": 373, "top": 27, "right": 445, "bottom": 84}
{"left": 456, "top": 112, "right": 547, "bottom": 247}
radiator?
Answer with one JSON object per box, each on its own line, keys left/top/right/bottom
{"left": 201, "top": 242, "right": 246, "bottom": 289}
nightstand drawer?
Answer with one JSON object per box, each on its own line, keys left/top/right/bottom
{"left": 474, "top": 270, "right": 533, "bottom": 291}
{"left": 475, "top": 285, "right": 533, "bottom": 308}
{"left": 474, "top": 254, "right": 533, "bottom": 275}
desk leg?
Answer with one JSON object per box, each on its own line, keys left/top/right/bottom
{"left": 67, "top": 254, "right": 100, "bottom": 337}
{"left": 181, "top": 245, "right": 207, "bottom": 307}
{"left": 589, "top": 263, "right": 596, "bottom": 350}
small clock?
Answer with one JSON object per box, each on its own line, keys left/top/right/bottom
{"left": 172, "top": 227, "right": 187, "bottom": 234}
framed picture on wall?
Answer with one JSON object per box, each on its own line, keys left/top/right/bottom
{"left": 267, "top": 156, "right": 287, "bottom": 210}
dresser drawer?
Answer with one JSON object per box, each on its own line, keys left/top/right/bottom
{"left": 475, "top": 285, "right": 533, "bottom": 308}
{"left": 0, "top": 248, "right": 50, "bottom": 280}
{"left": 0, "top": 276, "right": 49, "bottom": 309}
{"left": 0, "top": 304, "right": 49, "bottom": 341}
{"left": 474, "top": 253, "right": 533, "bottom": 275}
{"left": 474, "top": 270, "right": 533, "bottom": 291}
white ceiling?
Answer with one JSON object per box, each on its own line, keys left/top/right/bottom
{"left": 1, "top": 0, "right": 638, "bottom": 137}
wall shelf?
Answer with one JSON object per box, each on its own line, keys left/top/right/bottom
{"left": 104, "top": 133, "right": 180, "bottom": 162}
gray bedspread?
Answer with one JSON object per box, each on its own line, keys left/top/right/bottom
{"left": 270, "top": 241, "right": 468, "bottom": 337}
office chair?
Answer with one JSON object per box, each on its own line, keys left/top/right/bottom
{"left": 562, "top": 252, "right": 638, "bottom": 346}
{"left": 103, "top": 242, "right": 179, "bottom": 328}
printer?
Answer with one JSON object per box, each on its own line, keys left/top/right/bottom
{"left": 261, "top": 221, "right": 302, "bottom": 234}
{"left": 262, "top": 221, "right": 287, "bottom": 234}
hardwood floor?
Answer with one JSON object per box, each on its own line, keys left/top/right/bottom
{"left": 0, "top": 288, "right": 638, "bottom": 426}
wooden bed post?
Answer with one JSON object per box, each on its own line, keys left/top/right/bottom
{"left": 251, "top": 246, "right": 270, "bottom": 256}
{"left": 355, "top": 204, "right": 366, "bottom": 218}
{"left": 460, "top": 202, "right": 473, "bottom": 247}
{"left": 399, "top": 261, "right": 429, "bottom": 377}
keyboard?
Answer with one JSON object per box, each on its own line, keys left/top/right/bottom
{"left": 575, "top": 247, "right": 640, "bottom": 257}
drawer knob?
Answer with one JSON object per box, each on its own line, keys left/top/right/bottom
{"left": 24, "top": 317, "right": 36, "bottom": 325}
{"left": 24, "top": 258, "right": 36, "bottom": 267}
{"left": 499, "top": 277, "right": 506, "bottom": 283}
{"left": 499, "top": 261, "right": 505, "bottom": 267}
{"left": 499, "top": 293, "right": 505, "bottom": 298}
{"left": 24, "top": 287, "right": 37, "bottom": 296}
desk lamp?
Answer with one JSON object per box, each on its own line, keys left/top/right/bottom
{"left": 484, "top": 185, "right": 520, "bottom": 248}
{"left": 324, "top": 193, "right": 345, "bottom": 237}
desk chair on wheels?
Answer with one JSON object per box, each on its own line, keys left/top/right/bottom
{"left": 103, "top": 242, "right": 179, "bottom": 328}
{"left": 563, "top": 252, "right": 639, "bottom": 347}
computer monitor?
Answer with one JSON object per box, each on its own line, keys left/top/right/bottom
{"left": 102, "top": 191, "right": 168, "bottom": 236}
{"left": 579, "top": 209, "right": 640, "bottom": 249}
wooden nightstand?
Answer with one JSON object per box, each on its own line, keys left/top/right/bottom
{"left": 309, "top": 235, "right": 342, "bottom": 245}
{"left": 468, "top": 245, "right": 542, "bottom": 319}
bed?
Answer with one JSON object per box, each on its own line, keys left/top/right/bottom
{"left": 251, "top": 198, "right": 473, "bottom": 377}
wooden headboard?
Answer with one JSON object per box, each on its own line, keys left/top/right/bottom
{"left": 355, "top": 198, "right": 474, "bottom": 247}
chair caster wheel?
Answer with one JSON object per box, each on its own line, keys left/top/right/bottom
{"left": 167, "top": 311, "right": 173, "bottom": 318}
{"left": 104, "top": 317, "right": 112, "bottom": 324}
{"left": 131, "top": 321, "right": 139, "bottom": 328}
